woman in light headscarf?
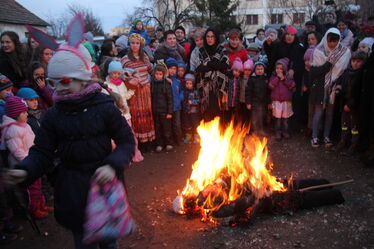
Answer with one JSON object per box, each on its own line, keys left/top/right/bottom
{"left": 309, "top": 28, "right": 351, "bottom": 148}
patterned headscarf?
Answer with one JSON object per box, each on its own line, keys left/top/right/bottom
{"left": 129, "top": 33, "right": 145, "bottom": 45}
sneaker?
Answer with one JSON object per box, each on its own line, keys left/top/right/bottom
{"left": 324, "top": 137, "right": 333, "bottom": 148}
{"left": 311, "top": 138, "right": 319, "bottom": 148}
{"left": 0, "top": 233, "right": 17, "bottom": 245}
{"left": 166, "top": 145, "right": 173, "bottom": 151}
{"left": 31, "top": 209, "right": 49, "bottom": 219}
{"left": 155, "top": 146, "right": 163, "bottom": 152}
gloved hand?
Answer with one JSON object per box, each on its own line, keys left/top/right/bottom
{"left": 95, "top": 165, "right": 115, "bottom": 184}
{"left": 2, "top": 169, "right": 27, "bottom": 186}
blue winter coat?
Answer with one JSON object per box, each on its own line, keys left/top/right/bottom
{"left": 170, "top": 75, "right": 184, "bottom": 112}
{"left": 0, "top": 100, "right": 5, "bottom": 123}
{"left": 129, "top": 28, "right": 151, "bottom": 46}
{"left": 16, "top": 92, "right": 135, "bottom": 232}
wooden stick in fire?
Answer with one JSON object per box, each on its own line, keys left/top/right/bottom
{"left": 297, "top": 179, "right": 354, "bottom": 192}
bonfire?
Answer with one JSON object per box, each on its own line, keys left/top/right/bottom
{"left": 173, "top": 117, "right": 349, "bottom": 225}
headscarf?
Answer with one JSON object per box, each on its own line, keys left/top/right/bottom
{"left": 311, "top": 28, "right": 351, "bottom": 104}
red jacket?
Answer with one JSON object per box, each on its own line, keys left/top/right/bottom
{"left": 224, "top": 43, "right": 248, "bottom": 67}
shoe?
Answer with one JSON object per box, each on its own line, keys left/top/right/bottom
{"left": 275, "top": 131, "right": 282, "bottom": 141}
{"left": 4, "top": 223, "right": 23, "bottom": 233}
{"left": 31, "top": 209, "right": 49, "bottom": 219}
{"left": 0, "top": 233, "right": 17, "bottom": 245}
{"left": 155, "top": 146, "right": 163, "bottom": 152}
{"left": 166, "top": 145, "right": 173, "bottom": 151}
{"left": 311, "top": 138, "right": 319, "bottom": 148}
{"left": 42, "top": 205, "right": 54, "bottom": 212}
{"left": 324, "top": 137, "right": 333, "bottom": 148}
{"left": 282, "top": 131, "right": 290, "bottom": 139}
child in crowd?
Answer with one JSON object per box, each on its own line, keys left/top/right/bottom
{"left": 245, "top": 62, "right": 269, "bottom": 136}
{"left": 239, "top": 59, "right": 254, "bottom": 125}
{"left": 358, "top": 37, "right": 374, "bottom": 56}
{"left": 268, "top": 58, "right": 296, "bottom": 140}
{"left": 225, "top": 57, "right": 243, "bottom": 123}
{"left": 150, "top": 38, "right": 160, "bottom": 54}
{"left": 335, "top": 51, "right": 366, "bottom": 155}
{"left": 103, "top": 61, "right": 143, "bottom": 162}
{"left": 0, "top": 74, "right": 13, "bottom": 123}
{"left": 151, "top": 64, "right": 174, "bottom": 152}
{"left": 16, "top": 88, "right": 53, "bottom": 218}
{"left": 177, "top": 61, "right": 186, "bottom": 87}
{"left": 182, "top": 73, "right": 200, "bottom": 143}
{"left": 165, "top": 57, "right": 184, "bottom": 145}
{"left": 225, "top": 29, "right": 248, "bottom": 66}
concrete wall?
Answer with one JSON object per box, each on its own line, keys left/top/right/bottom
{"left": 0, "top": 23, "right": 47, "bottom": 40}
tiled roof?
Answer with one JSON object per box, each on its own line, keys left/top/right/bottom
{"left": 0, "top": 0, "right": 49, "bottom": 27}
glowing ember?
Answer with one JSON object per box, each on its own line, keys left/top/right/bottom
{"left": 175, "top": 117, "right": 287, "bottom": 222}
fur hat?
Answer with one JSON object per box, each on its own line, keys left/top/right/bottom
{"left": 286, "top": 25, "right": 297, "bottom": 35}
{"left": 108, "top": 61, "right": 123, "bottom": 73}
{"left": 165, "top": 57, "right": 178, "bottom": 68}
{"left": 16, "top": 88, "right": 39, "bottom": 100}
{"left": 5, "top": 96, "right": 28, "bottom": 119}
{"left": 231, "top": 57, "right": 243, "bottom": 71}
{"left": 0, "top": 74, "right": 13, "bottom": 91}
{"left": 243, "top": 59, "right": 254, "bottom": 71}
{"left": 351, "top": 50, "right": 367, "bottom": 61}
{"left": 185, "top": 73, "right": 195, "bottom": 83}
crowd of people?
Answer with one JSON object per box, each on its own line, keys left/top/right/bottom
{"left": 0, "top": 5, "right": 373, "bottom": 248}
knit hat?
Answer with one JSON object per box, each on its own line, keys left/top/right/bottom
{"left": 247, "top": 42, "right": 260, "bottom": 51}
{"left": 254, "top": 61, "right": 266, "bottom": 70}
{"left": 165, "top": 57, "right": 178, "bottom": 68}
{"left": 83, "top": 32, "right": 94, "bottom": 43}
{"left": 185, "top": 73, "right": 195, "bottom": 83}
{"left": 5, "top": 96, "right": 28, "bottom": 119}
{"left": 133, "top": 18, "right": 142, "bottom": 27}
{"left": 228, "top": 29, "right": 241, "bottom": 38}
{"left": 115, "top": 35, "right": 129, "bottom": 49}
{"left": 286, "top": 25, "right": 298, "bottom": 35}
{"left": 351, "top": 50, "right": 367, "bottom": 61}
{"left": 16, "top": 88, "right": 39, "bottom": 100}
{"left": 156, "top": 26, "right": 163, "bottom": 32}
{"left": 243, "top": 59, "right": 254, "bottom": 71}
{"left": 275, "top": 57, "right": 289, "bottom": 72}
{"left": 265, "top": 28, "right": 277, "bottom": 37}
{"left": 304, "top": 46, "right": 315, "bottom": 61}
{"left": 83, "top": 42, "right": 96, "bottom": 63}
{"left": 305, "top": 21, "right": 317, "bottom": 27}
{"left": 108, "top": 61, "right": 123, "bottom": 73}
{"left": 231, "top": 57, "right": 243, "bottom": 71}
{"left": 0, "top": 74, "right": 13, "bottom": 91}
{"left": 359, "top": 37, "right": 374, "bottom": 50}
{"left": 175, "top": 26, "right": 186, "bottom": 35}
{"left": 177, "top": 60, "right": 186, "bottom": 70}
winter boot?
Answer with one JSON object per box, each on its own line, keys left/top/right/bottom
{"left": 281, "top": 118, "right": 290, "bottom": 138}
{"left": 333, "top": 129, "right": 349, "bottom": 152}
{"left": 342, "top": 132, "right": 359, "bottom": 156}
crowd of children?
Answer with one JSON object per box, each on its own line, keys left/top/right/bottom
{"left": 0, "top": 5, "right": 373, "bottom": 246}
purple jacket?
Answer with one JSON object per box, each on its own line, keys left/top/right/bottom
{"left": 268, "top": 75, "right": 295, "bottom": 102}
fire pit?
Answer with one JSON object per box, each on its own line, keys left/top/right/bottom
{"left": 173, "top": 118, "right": 349, "bottom": 225}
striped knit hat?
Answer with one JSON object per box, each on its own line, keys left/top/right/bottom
{"left": 5, "top": 96, "right": 28, "bottom": 119}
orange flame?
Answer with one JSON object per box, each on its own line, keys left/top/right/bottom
{"left": 177, "top": 117, "right": 286, "bottom": 218}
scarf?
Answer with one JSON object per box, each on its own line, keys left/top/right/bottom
{"left": 110, "top": 78, "right": 123, "bottom": 86}
{"left": 28, "top": 109, "right": 42, "bottom": 120}
{"left": 197, "top": 44, "right": 229, "bottom": 112}
{"left": 52, "top": 82, "right": 102, "bottom": 103}
{"left": 163, "top": 42, "right": 184, "bottom": 62}
{"left": 311, "top": 28, "right": 350, "bottom": 105}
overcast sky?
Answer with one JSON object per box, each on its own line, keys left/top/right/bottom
{"left": 17, "top": 0, "right": 138, "bottom": 33}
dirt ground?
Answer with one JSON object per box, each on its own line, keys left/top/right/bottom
{"left": 4, "top": 133, "right": 374, "bottom": 249}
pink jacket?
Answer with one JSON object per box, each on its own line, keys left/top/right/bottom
{"left": 268, "top": 75, "right": 296, "bottom": 102}
{"left": 1, "top": 115, "right": 35, "bottom": 166}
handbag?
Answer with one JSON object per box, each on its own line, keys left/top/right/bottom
{"left": 83, "top": 175, "right": 136, "bottom": 244}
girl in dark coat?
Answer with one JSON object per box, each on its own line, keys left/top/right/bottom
{"left": 4, "top": 16, "right": 135, "bottom": 249}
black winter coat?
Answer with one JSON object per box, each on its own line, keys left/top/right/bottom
{"left": 337, "top": 68, "right": 363, "bottom": 111}
{"left": 16, "top": 92, "right": 135, "bottom": 232}
{"left": 151, "top": 78, "right": 173, "bottom": 114}
{"left": 245, "top": 75, "right": 270, "bottom": 106}
{"left": 309, "top": 62, "right": 333, "bottom": 105}
{"left": 0, "top": 51, "right": 25, "bottom": 88}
